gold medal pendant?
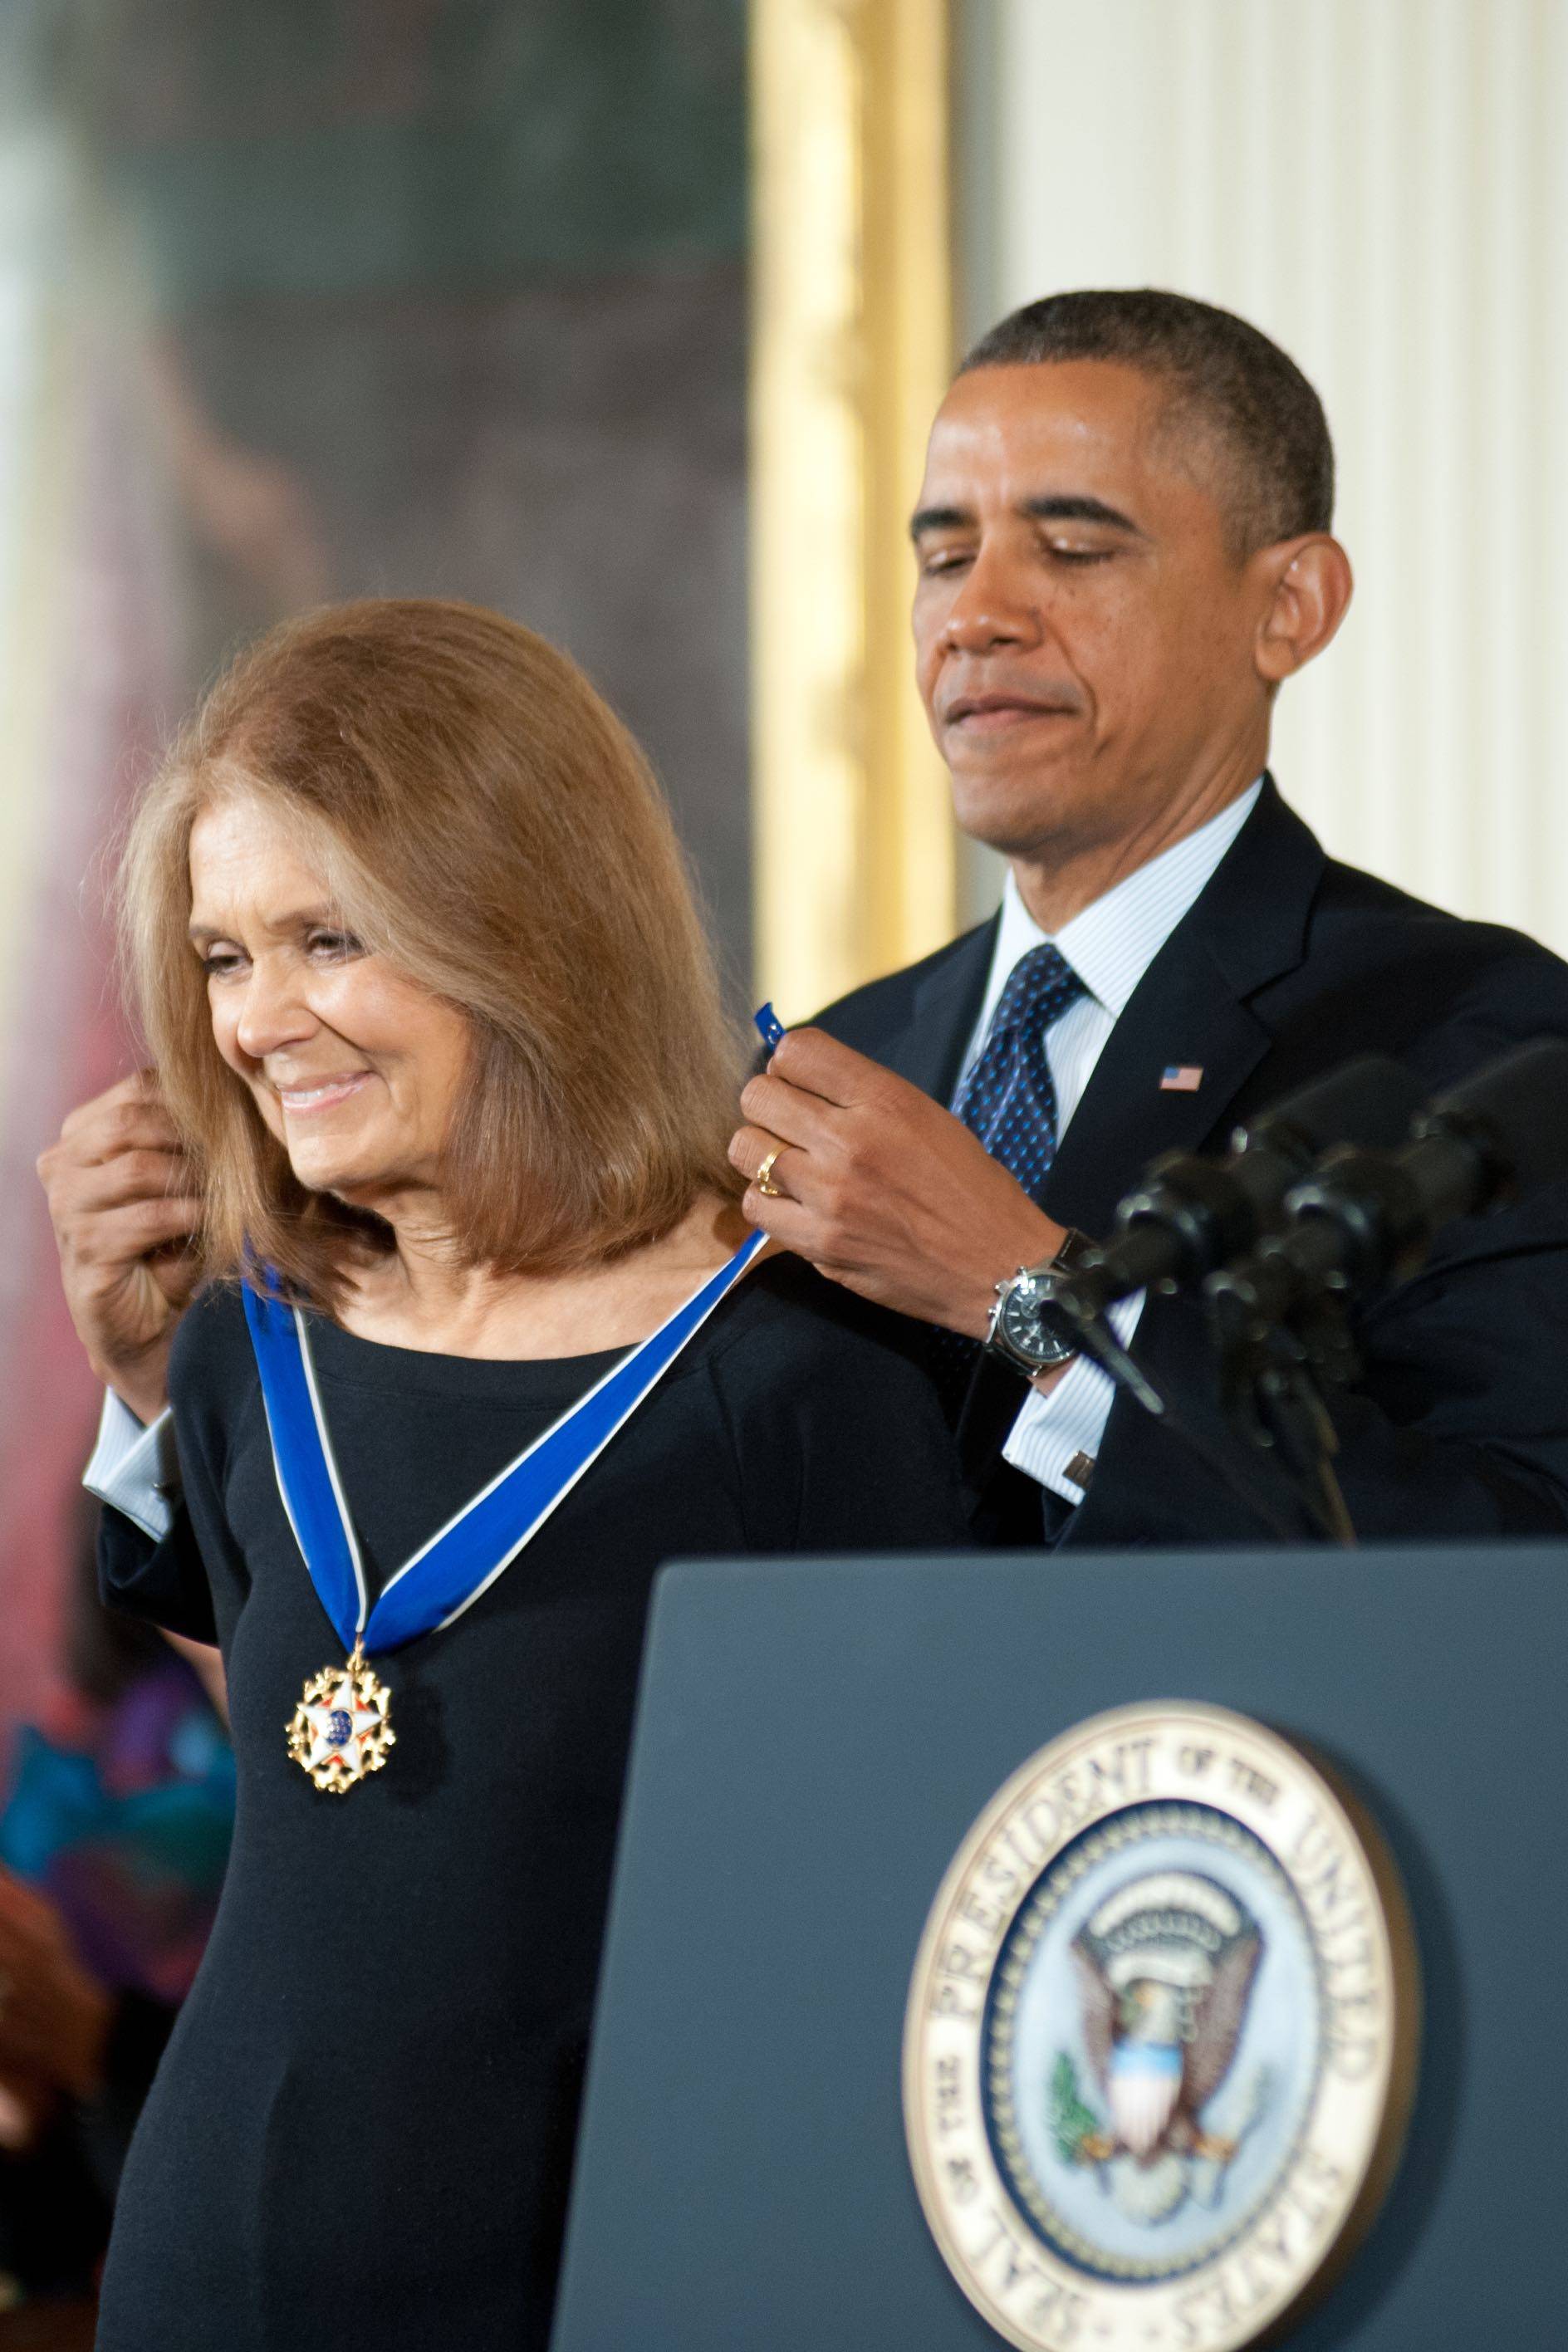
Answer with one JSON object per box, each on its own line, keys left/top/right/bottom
{"left": 287, "top": 1643, "right": 395, "bottom": 1793}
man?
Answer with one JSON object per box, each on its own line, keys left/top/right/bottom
{"left": 728, "top": 290, "right": 1568, "bottom": 1545}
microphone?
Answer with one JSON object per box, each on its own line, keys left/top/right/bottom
{"left": 1052, "top": 1054, "right": 1430, "bottom": 1324}
{"left": 1209, "top": 1035, "right": 1568, "bottom": 1323}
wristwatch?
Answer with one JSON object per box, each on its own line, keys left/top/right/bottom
{"left": 984, "top": 1227, "right": 1096, "bottom": 1379}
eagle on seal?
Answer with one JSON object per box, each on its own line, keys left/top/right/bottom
{"left": 1071, "top": 1869, "right": 1262, "bottom": 2166}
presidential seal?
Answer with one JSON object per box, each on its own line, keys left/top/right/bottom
{"left": 904, "top": 1703, "right": 1418, "bottom": 2352}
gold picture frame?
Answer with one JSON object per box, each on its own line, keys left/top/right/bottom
{"left": 750, "top": 0, "right": 957, "bottom": 1012}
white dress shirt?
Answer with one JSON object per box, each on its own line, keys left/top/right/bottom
{"left": 86, "top": 1379, "right": 182, "bottom": 1542}
{"left": 957, "top": 779, "right": 1264, "bottom": 1504}
{"left": 86, "top": 779, "right": 1264, "bottom": 1538}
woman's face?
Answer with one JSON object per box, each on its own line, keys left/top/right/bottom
{"left": 189, "top": 794, "right": 471, "bottom": 1213}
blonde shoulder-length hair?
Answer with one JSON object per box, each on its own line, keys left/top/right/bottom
{"left": 120, "top": 598, "right": 746, "bottom": 1305}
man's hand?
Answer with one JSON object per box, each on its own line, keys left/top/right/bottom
{"left": 37, "top": 1071, "right": 203, "bottom": 1423}
{"left": 730, "top": 1027, "right": 1065, "bottom": 1335}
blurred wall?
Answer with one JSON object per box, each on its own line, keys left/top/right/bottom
{"left": 954, "top": 0, "right": 1568, "bottom": 945}
{"left": 0, "top": 0, "right": 748, "bottom": 1732}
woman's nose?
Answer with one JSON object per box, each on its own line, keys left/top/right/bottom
{"left": 233, "top": 959, "right": 317, "bottom": 1061}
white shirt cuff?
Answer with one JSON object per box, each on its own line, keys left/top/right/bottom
{"left": 83, "top": 1388, "right": 179, "bottom": 1544}
{"left": 1001, "top": 1291, "right": 1146, "bottom": 1503}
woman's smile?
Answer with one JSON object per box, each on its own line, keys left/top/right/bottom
{"left": 273, "top": 1071, "right": 375, "bottom": 1116}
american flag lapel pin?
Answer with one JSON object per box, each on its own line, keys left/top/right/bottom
{"left": 1160, "top": 1065, "right": 1204, "bottom": 1092}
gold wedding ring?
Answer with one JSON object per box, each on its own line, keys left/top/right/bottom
{"left": 755, "top": 1146, "right": 785, "bottom": 1198}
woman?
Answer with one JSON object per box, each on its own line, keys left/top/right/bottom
{"left": 78, "top": 600, "right": 971, "bottom": 2349}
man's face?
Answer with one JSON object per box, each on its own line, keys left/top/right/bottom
{"left": 911, "top": 360, "right": 1271, "bottom": 860}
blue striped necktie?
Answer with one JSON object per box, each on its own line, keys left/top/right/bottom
{"left": 953, "top": 942, "right": 1087, "bottom": 1202}
{"left": 932, "top": 943, "right": 1087, "bottom": 1406}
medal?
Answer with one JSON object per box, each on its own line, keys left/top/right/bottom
{"left": 287, "top": 1642, "right": 396, "bottom": 1792}
{"left": 245, "top": 1230, "right": 766, "bottom": 1793}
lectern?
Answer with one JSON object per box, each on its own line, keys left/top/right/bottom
{"left": 550, "top": 1545, "right": 1563, "bottom": 2350}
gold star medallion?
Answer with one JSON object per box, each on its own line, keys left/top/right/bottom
{"left": 287, "top": 1645, "right": 395, "bottom": 1793}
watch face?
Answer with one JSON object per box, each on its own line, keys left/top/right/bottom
{"left": 999, "top": 1271, "right": 1076, "bottom": 1367}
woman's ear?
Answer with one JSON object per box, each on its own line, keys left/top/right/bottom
{"left": 1252, "top": 533, "right": 1355, "bottom": 684}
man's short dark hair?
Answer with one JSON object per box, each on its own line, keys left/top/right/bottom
{"left": 960, "top": 289, "right": 1334, "bottom": 556}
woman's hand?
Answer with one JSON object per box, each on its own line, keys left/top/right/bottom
{"left": 37, "top": 1071, "right": 204, "bottom": 1423}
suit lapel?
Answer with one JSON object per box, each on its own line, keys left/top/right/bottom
{"left": 882, "top": 918, "right": 997, "bottom": 1102}
{"left": 848, "top": 783, "right": 1326, "bottom": 1235}
{"left": 1042, "top": 781, "right": 1327, "bottom": 1237}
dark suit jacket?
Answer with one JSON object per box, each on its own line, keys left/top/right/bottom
{"left": 812, "top": 778, "right": 1568, "bottom": 1547}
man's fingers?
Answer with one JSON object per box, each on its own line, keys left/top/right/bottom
{"left": 86, "top": 1115, "right": 186, "bottom": 1166}
{"left": 57, "top": 1066, "right": 168, "bottom": 1132}
{"left": 738, "top": 1183, "right": 831, "bottom": 1258}
{"left": 58, "top": 1104, "right": 185, "bottom": 1167}
{"left": 765, "top": 1025, "right": 891, "bottom": 1108}
{"left": 73, "top": 1197, "right": 203, "bottom": 1267}
{"left": 115, "top": 1196, "right": 205, "bottom": 1255}
{"left": 58, "top": 1069, "right": 150, "bottom": 1128}
{"left": 728, "top": 1125, "right": 804, "bottom": 1197}
{"left": 734, "top": 1071, "right": 840, "bottom": 1152}
{"left": 53, "top": 1149, "right": 196, "bottom": 1216}
{"left": 46, "top": 1120, "right": 187, "bottom": 1184}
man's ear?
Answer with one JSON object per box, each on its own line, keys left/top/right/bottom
{"left": 1252, "top": 534, "right": 1354, "bottom": 684}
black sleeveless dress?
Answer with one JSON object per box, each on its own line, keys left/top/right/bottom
{"left": 93, "top": 1256, "right": 972, "bottom": 2351}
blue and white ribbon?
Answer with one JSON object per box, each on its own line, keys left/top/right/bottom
{"left": 243, "top": 1229, "right": 766, "bottom": 1655}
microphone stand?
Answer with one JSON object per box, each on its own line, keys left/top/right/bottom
{"left": 1203, "top": 1281, "right": 1358, "bottom": 1546}
{"left": 1058, "top": 1302, "right": 1340, "bottom": 1546}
